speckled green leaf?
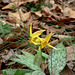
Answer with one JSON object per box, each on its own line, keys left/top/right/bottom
{"left": 33, "top": 50, "right": 41, "bottom": 67}
{"left": 48, "top": 43, "right": 67, "bottom": 75}
{"left": 11, "top": 51, "right": 42, "bottom": 71}
{"left": 32, "top": 71, "right": 45, "bottom": 75}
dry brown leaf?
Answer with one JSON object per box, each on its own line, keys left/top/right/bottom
{"left": 66, "top": 44, "right": 75, "bottom": 61}
{"left": 0, "top": 38, "right": 3, "bottom": 44}
{"left": 44, "top": 0, "right": 50, "bottom": 5}
{"left": 50, "top": 39, "right": 58, "bottom": 46}
{"left": 33, "top": 11, "right": 42, "bottom": 17}
{"left": 65, "top": 25, "right": 75, "bottom": 30}
{"left": 2, "top": 50, "right": 14, "bottom": 62}
{"left": 63, "top": 7, "right": 70, "bottom": 16}
{"left": 53, "top": 35, "right": 72, "bottom": 39}
{"left": 60, "top": 65, "right": 74, "bottom": 75}
{"left": 8, "top": 9, "right": 31, "bottom": 21}
{"left": 50, "top": 0, "right": 55, "bottom": 4}
{"left": 69, "top": 8, "right": 75, "bottom": 18}
{"left": 26, "top": 0, "right": 38, "bottom": 3}
{"left": 0, "top": 59, "right": 2, "bottom": 70}
{"left": 49, "top": 26, "right": 65, "bottom": 33}
{"left": 2, "top": 0, "right": 38, "bottom": 10}
{"left": 2, "top": 1, "right": 24, "bottom": 10}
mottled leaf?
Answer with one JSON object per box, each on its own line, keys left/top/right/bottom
{"left": 48, "top": 43, "right": 67, "bottom": 75}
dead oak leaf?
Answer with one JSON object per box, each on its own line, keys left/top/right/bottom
{"left": 2, "top": 0, "right": 38, "bottom": 10}
{"left": 49, "top": 26, "right": 65, "bottom": 33}
{"left": 69, "top": 8, "right": 75, "bottom": 19}
{"left": 66, "top": 44, "right": 75, "bottom": 61}
{"left": 2, "top": 1, "right": 25, "bottom": 10}
{"left": 8, "top": 9, "right": 31, "bottom": 21}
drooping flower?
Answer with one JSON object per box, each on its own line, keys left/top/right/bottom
{"left": 29, "top": 23, "right": 57, "bottom": 50}
{"left": 29, "top": 23, "right": 45, "bottom": 45}
{"left": 38, "top": 33, "right": 57, "bottom": 50}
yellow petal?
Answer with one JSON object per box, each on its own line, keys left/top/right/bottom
{"left": 32, "top": 30, "right": 45, "bottom": 38}
{"left": 38, "top": 46, "right": 42, "bottom": 50}
{"left": 29, "top": 37, "right": 41, "bottom": 45}
{"left": 30, "top": 23, "right": 45, "bottom": 38}
{"left": 44, "top": 32, "right": 52, "bottom": 43}
{"left": 40, "top": 32, "right": 52, "bottom": 49}
{"left": 30, "top": 23, "right": 32, "bottom": 37}
{"left": 47, "top": 44, "right": 57, "bottom": 50}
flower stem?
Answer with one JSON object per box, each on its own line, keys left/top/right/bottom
{"left": 41, "top": 50, "right": 44, "bottom": 72}
{"left": 51, "top": 49, "right": 53, "bottom": 75}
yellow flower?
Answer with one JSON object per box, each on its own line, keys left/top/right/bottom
{"left": 38, "top": 33, "right": 57, "bottom": 50}
{"left": 29, "top": 23, "right": 57, "bottom": 50}
{"left": 29, "top": 23, "right": 45, "bottom": 45}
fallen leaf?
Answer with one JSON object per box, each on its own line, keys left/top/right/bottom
{"left": 2, "top": 50, "right": 14, "bottom": 62}
{"left": 60, "top": 65, "right": 74, "bottom": 75}
{"left": 69, "top": 8, "right": 75, "bottom": 19}
{"left": 8, "top": 9, "right": 31, "bottom": 21}
{"left": 65, "top": 25, "right": 75, "bottom": 30}
{"left": 33, "top": 11, "right": 42, "bottom": 17}
{"left": 49, "top": 26, "right": 65, "bottom": 33}
{"left": 0, "top": 38, "right": 3, "bottom": 44}
{"left": 53, "top": 35, "right": 72, "bottom": 40}
{"left": 66, "top": 44, "right": 75, "bottom": 61}
{"left": 2, "top": 1, "right": 24, "bottom": 10}
{"left": 0, "top": 59, "right": 2, "bottom": 70}
{"left": 44, "top": 0, "right": 50, "bottom": 5}
{"left": 63, "top": 7, "right": 70, "bottom": 16}
{"left": 2, "top": 0, "right": 38, "bottom": 10}
{"left": 50, "top": 39, "right": 58, "bottom": 46}
{"left": 2, "top": 0, "right": 10, "bottom": 3}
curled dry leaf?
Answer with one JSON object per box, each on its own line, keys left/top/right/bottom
{"left": 33, "top": 11, "right": 42, "bottom": 17}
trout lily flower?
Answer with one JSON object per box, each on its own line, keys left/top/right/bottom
{"left": 29, "top": 23, "right": 45, "bottom": 45}
{"left": 37, "top": 33, "right": 57, "bottom": 50}
{"left": 29, "top": 23, "right": 57, "bottom": 50}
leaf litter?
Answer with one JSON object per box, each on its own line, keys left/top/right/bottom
{"left": 0, "top": 0, "right": 75, "bottom": 75}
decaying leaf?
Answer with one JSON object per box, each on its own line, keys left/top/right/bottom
{"left": 60, "top": 65, "right": 74, "bottom": 75}
{"left": 2, "top": 50, "right": 14, "bottom": 62}
{"left": 0, "top": 38, "right": 3, "bottom": 44}
{"left": 2, "top": 1, "right": 24, "bottom": 10}
{"left": 69, "top": 8, "right": 75, "bottom": 19}
{"left": 2, "top": 0, "right": 38, "bottom": 10}
{"left": 53, "top": 35, "right": 72, "bottom": 40}
{"left": 66, "top": 44, "right": 75, "bottom": 61}
{"left": 0, "top": 59, "right": 2, "bottom": 70}
{"left": 9, "top": 9, "right": 31, "bottom": 21}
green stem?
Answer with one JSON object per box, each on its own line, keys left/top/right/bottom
{"left": 41, "top": 50, "right": 44, "bottom": 72}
